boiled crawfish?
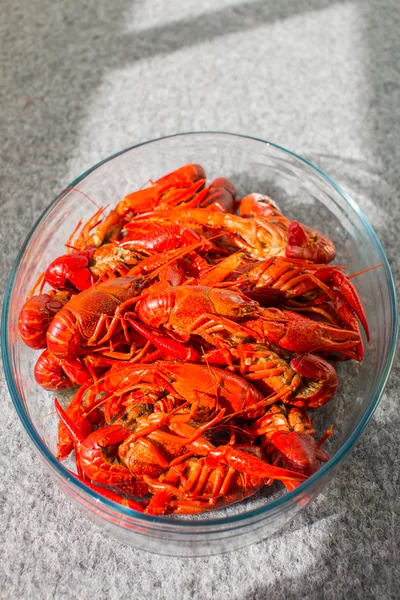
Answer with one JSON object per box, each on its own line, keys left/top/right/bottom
{"left": 16, "top": 162, "right": 373, "bottom": 515}
{"left": 55, "top": 399, "right": 307, "bottom": 513}
{"left": 134, "top": 284, "right": 363, "bottom": 361}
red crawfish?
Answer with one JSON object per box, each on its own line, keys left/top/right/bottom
{"left": 120, "top": 224, "right": 202, "bottom": 253}
{"left": 56, "top": 384, "right": 96, "bottom": 460}
{"left": 238, "top": 192, "right": 336, "bottom": 263}
{"left": 127, "top": 319, "right": 339, "bottom": 410}
{"left": 118, "top": 223, "right": 225, "bottom": 282}
{"left": 46, "top": 276, "right": 146, "bottom": 359}
{"left": 116, "top": 163, "right": 206, "bottom": 216}
{"left": 89, "top": 361, "right": 267, "bottom": 422}
{"left": 119, "top": 179, "right": 236, "bottom": 252}
{"left": 55, "top": 402, "right": 306, "bottom": 510}
{"left": 199, "top": 253, "right": 370, "bottom": 351}
{"left": 232, "top": 343, "right": 338, "bottom": 409}
{"left": 33, "top": 345, "right": 128, "bottom": 391}
{"left": 44, "top": 242, "right": 208, "bottom": 360}
{"left": 44, "top": 244, "right": 145, "bottom": 292}
{"left": 119, "top": 413, "right": 307, "bottom": 513}
{"left": 71, "top": 164, "right": 207, "bottom": 251}
{"left": 45, "top": 242, "right": 213, "bottom": 360}
{"left": 135, "top": 285, "right": 363, "bottom": 361}
{"left": 131, "top": 204, "right": 336, "bottom": 263}
{"left": 54, "top": 399, "right": 148, "bottom": 495}
{"left": 34, "top": 349, "right": 92, "bottom": 391}
{"left": 18, "top": 290, "right": 71, "bottom": 349}
{"left": 247, "top": 403, "right": 332, "bottom": 483}
{"left": 144, "top": 454, "right": 265, "bottom": 515}
{"left": 192, "top": 177, "right": 236, "bottom": 213}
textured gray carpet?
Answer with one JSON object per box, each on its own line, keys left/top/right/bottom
{"left": 1, "top": 1, "right": 399, "bottom": 598}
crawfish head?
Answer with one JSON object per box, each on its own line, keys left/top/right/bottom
{"left": 289, "top": 354, "right": 338, "bottom": 408}
{"left": 46, "top": 276, "right": 146, "bottom": 358}
{"left": 286, "top": 221, "right": 336, "bottom": 264}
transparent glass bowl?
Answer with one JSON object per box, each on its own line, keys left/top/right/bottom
{"left": 2, "top": 132, "right": 397, "bottom": 556}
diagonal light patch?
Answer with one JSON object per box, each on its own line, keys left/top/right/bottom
{"left": 65, "top": 0, "right": 367, "bottom": 181}
{"left": 118, "top": 0, "right": 351, "bottom": 60}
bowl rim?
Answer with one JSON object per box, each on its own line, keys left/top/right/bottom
{"left": 2, "top": 130, "right": 398, "bottom": 528}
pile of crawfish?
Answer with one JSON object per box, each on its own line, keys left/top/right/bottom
{"left": 18, "top": 164, "right": 370, "bottom": 515}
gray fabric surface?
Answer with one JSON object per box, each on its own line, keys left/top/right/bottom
{"left": 1, "top": 1, "right": 399, "bottom": 598}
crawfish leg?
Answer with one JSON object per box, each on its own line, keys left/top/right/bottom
{"left": 198, "top": 252, "right": 247, "bottom": 286}
{"left": 88, "top": 306, "right": 131, "bottom": 346}
{"left": 169, "top": 422, "right": 307, "bottom": 484}
{"left": 190, "top": 313, "right": 261, "bottom": 344}
{"left": 127, "top": 319, "right": 201, "bottom": 362}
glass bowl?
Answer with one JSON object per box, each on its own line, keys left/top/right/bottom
{"left": 2, "top": 132, "right": 397, "bottom": 556}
